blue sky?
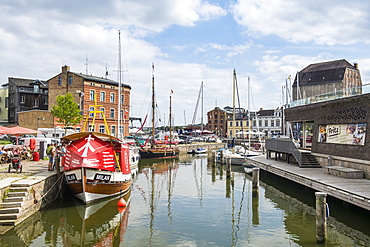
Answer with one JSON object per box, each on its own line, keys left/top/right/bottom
{"left": 1, "top": 0, "right": 370, "bottom": 126}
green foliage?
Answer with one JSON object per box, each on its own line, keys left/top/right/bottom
{"left": 51, "top": 92, "right": 83, "bottom": 129}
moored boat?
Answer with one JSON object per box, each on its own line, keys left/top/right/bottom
{"left": 62, "top": 131, "right": 131, "bottom": 204}
{"left": 139, "top": 63, "right": 179, "bottom": 159}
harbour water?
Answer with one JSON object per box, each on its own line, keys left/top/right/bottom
{"left": 0, "top": 154, "right": 370, "bottom": 246}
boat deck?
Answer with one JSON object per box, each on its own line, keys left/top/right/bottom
{"left": 247, "top": 155, "right": 370, "bottom": 211}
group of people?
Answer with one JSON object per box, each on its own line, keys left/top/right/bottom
{"left": 0, "top": 146, "right": 32, "bottom": 163}
{"left": 46, "top": 143, "right": 66, "bottom": 171}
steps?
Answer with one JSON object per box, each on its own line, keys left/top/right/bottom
{"left": 299, "top": 153, "right": 321, "bottom": 168}
{"left": 324, "top": 166, "right": 364, "bottom": 179}
{"left": 0, "top": 185, "right": 31, "bottom": 226}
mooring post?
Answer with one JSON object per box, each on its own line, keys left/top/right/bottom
{"left": 315, "top": 192, "right": 327, "bottom": 243}
{"left": 212, "top": 150, "right": 216, "bottom": 166}
{"left": 220, "top": 150, "right": 224, "bottom": 165}
{"left": 252, "top": 167, "right": 260, "bottom": 197}
{"left": 226, "top": 157, "right": 231, "bottom": 178}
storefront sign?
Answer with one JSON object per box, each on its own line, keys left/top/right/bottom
{"left": 318, "top": 124, "right": 366, "bottom": 145}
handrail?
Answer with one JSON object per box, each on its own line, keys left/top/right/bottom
{"left": 265, "top": 138, "right": 302, "bottom": 165}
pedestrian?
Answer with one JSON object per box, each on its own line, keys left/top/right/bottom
{"left": 46, "top": 143, "right": 56, "bottom": 171}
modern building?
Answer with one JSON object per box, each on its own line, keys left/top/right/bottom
{"left": 292, "top": 59, "right": 362, "bottom": 101}
{"left": 285, "top": 85, "right": 370, "bottom": 178}
{"left": 0, "top": 85, "right": 8, "bottom": 124}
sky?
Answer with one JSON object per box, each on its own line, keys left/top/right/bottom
{"left": 1, "top": 0, "right": 370, "bottom": 127}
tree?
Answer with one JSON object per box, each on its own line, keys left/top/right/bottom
{"left": 51, "top": 92, "right": 83, "bottom": 132}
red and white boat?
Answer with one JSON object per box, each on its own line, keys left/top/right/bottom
{"left": 61, "top": 132, "right": 131, "bottom": 204}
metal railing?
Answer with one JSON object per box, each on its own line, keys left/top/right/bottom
{"left": 290, "top": 83, "right": 370, "bottom": 107}
{"left": 265, "top": 138, "right": 302, "bottom": 165}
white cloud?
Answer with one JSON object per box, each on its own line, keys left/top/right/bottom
{"left": 230, "top": 0, "right": 370, "bottom": 45}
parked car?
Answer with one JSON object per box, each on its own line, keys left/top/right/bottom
{"left": 178, "top": 135, "right": 192, "bottom": 144}
{"left": 10, "top": 134, "right": 35, "bottom": 144}
{"left": 0, "top": 134, "right": 9, "bottom": 140}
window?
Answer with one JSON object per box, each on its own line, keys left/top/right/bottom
{"left": 230, "top": 122, "right": 233, "bottom": 127}
{"left": 110, "top": 93, "right": 115, "bottom": 103}
{"left": 68, "top": 75, "right": 73, "bottom": 85}
{"left": 100, "top": 107, "right": 105, "bottom": 118}
{"left": 88, "top": 125, "right": 95, "bottom": 132}
{"left": 34, "top": 85, "right": 39, "bottom": 93}
{"left": 20, "top": 96, "right": 25, "bottom": 104}
{"left": 276, "top": 119, "right": 280, "bottom": 127}
{"left": 44, "top": 97, "right": 48, "bottom": 105}
{"left": 110, "top": 109, "right": 115, "bottom": 118}
{"left": 120, "top": 94, "right": 124, "bottom": 104}
{"left": 111, "top": 126, "right": 116, "bottom": 136}
{"left": 253, "top": 120, "right": 256, "bottom": 127}
{"left": 100, "top": 92, "right": 105, "bottom": 102}
{"left": 58, "top": 76, "right": 62, "bottom": 86}
{"left": 34, "top": 98, "right": 39, "bottom": 107}
{"left": 90, "top": 90, "right": 95, "bottom": 101}
{"left": 99, "top": 125, "right": 105, "bottom": 133}
{"left": 271, "top": 120, "right": 274, "bottom": 127}
{"left": 89, "top": 107, "right": 94, "bottom": 117}
{"left": 120, "top": 109, "right": 123, "bottom": 120}
{"left": 236, "top": 122, "right": 239, "bottom": 127}
{"left": 265, "top": 120, "right": 268, "bottom": 127}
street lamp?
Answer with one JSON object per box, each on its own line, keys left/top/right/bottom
{"left": 37, "top": 117, "right": 45, "bottom": 129}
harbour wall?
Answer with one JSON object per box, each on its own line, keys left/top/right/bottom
{"left": 0, "top": 172, "right": 63, "bottom": 233}
{"left": 178, "top": 143, "right": 226, "bottom": 153}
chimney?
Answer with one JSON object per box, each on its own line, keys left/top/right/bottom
{"left": 62, "top": 65, "right": 70, "bottom": 74}
{"left": 354, "top": 62, "right": 358, "bottom": 69}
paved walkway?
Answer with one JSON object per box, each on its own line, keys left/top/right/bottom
{"left": 0, "top": 158, "right": 52, "bottom": 181}
{"left": 248, "top": 155, "right": 370, "bottom": 211}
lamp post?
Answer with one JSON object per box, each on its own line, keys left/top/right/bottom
{"left": 37, "top": 117, "right": 45, "bottom": 129}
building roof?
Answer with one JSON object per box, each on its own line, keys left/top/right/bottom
{"left": 70, "top": 72, "right": 131, "bottom": 89}
{"left": 7, "top": 77, "right": 48, "bottom": 88}
{"left": 292, "top": 59, "right": 358, "bottom": 87}
{"left": 256, "top": 109, "right": 274, "bottom": 116}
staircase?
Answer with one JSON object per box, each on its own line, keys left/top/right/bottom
{"left": 0, "top": 184, "right": 32, "bottom": 226}
{"left": 299, "top": 152, "right": 321, "bottom": 168}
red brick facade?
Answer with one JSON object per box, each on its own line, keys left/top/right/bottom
{"left": 48, "top": 66, "right": 131, "bottom": 137}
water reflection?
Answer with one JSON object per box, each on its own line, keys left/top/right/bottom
{"left": 1, "top": 155, "right": 370, "bottom": 246}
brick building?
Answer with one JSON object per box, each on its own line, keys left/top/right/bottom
{"left": 47, "top": 65, "right": 131, "bottom": 137}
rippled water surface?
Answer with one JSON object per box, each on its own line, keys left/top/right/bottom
{"left": 1, "top": 155, "right": 370, "bottom": 246}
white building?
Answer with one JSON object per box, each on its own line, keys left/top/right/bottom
{"left": 251, "top": 108, "right": 283, "bottom": 137}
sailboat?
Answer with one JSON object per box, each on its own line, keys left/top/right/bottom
{"left": 216, "top": 70, "right": 260, "bottom": 166}
{"left": 139, "top": 64, "right": 180, "bottom": 159}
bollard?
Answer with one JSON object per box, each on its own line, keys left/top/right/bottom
{"left": 252, "top": 167, "right": 260, "bottom": 197}
{"left": 315, "top": 192, "right": 327, "bottom": 243}
{"left": 226, "top": 157, "right": 231, "bottom": 178}
{"left": 220, "top": 151, "right": 224, "bottom": 165}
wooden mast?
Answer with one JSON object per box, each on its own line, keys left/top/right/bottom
{"left": 151, "top": 63, "right": 155, "bottom": 149}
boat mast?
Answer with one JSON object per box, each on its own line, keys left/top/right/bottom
{"left": 169, "top": 91, "right": 172, "bottom": 147}
{"left": 118, "top": 30, "right": 122, "bottom": 139}
{"left": 248, "top": 76, "right": 251, "bottom": 149}
{"left": 151, "top": 63, "right": 155, "bottom": 148}
{"left": 232, "top": 70, "right": 236, "bottom": 138}
{"left": 201, "top": 81, "right": 204, "bottom": 133}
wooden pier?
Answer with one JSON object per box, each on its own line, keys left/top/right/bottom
{"left": 247, "top": 155, "right": 370, "bottom": 211}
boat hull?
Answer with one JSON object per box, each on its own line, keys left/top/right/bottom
{"left": 65, "top": 168, "right": 131, "bottom": 204}
{"left": 139, "top": 148, "right": 179, "bottom": 159}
